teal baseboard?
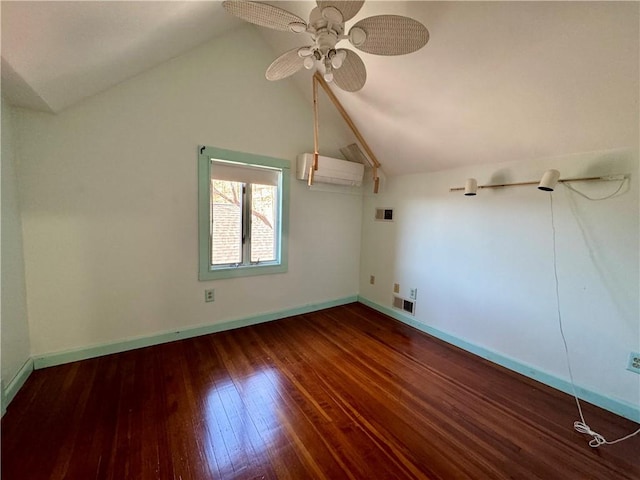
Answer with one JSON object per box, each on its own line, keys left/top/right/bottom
{"left": 1, "top": 358, "right": 35, "bottom": 416}
{"left": 18, "top": 295, "right": 640, "bottom": 425}
{"left": 33, "top": 296, "right": 358, "bottom": 370}
{"left": 358, "top": 296, "right": 640, "bottom": 424}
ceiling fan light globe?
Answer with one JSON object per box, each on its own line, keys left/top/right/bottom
{"left": 303, "top": 56, "right": 316, "bottom": 70}
{"left": 349, "top": 27, "right": 367, "bottom": 47}
{"left": 331, "top": 50, "right": 347, "bottom": 69}
{"left": 324, "top": 71, "right": 334, "bottom": 82}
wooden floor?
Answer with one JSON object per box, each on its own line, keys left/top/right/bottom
{"left": 2, "top": 303, "right": 639, "bottom": 479}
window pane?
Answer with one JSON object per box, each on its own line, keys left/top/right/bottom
{"left": 211, "top": 179, "right": 242, "bottom": 265}
{"left": 250, "top": 184, "right": 277, "bottom": 263}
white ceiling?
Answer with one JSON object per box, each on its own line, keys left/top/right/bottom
{"left": 1, "top": 1, "right": 243, "bottom": 112}
{"left": 2, "top": 1, "right": 638, "bottom": 176}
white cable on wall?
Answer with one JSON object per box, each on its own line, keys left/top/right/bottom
{"left": 562, "top": 177, "right": 627, "bottom": 201}
{"left": 548, "top": 193, "right": 640, "bottom": 447}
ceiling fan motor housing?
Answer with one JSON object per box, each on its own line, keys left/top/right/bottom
{"left": 316, "top": 30, "right": 340, "bottom": 52}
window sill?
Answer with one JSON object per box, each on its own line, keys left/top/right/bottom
{"left": 199, "top": 262, "right": 288, "bottom": 281}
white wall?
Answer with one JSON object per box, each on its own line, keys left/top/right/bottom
{"left": 14, "top": 26, "right": 363, "bottom": 356}
{"left": 1, "top": 96, "right": 31, "bottom": 387}
{"left": 360, "top": 149, "right": 639, "bottom": 407}
{"left": 11, "top": 14, "right": 637, "bottom": 419}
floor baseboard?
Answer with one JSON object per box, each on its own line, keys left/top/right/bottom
{"left": 358, "top": 295, "right": 640, "bottom": 423}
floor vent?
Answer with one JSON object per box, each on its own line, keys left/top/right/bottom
{"left": 393, "top": 296, "right": 415, "bottom": 315}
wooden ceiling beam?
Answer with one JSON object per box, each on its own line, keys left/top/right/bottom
{"left": 313, "top": 72, "right": 381, "bottom": 193}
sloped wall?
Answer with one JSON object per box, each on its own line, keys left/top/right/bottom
{"left": 360, "top": 149, "right": 639, "bottom": 411}
{"left": 14, "top": 26, "right": 363, "bottom": 357}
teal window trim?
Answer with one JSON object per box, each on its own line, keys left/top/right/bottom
{"left": 198, "top": 145, "right": 290, "bottom": 281}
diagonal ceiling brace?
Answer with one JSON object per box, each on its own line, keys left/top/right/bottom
{"left": 312, "top": 72, "right": 382, "bottom": 193}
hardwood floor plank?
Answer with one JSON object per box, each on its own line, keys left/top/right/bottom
{"left": 2, "top": 303, "right": 638, "bottom": 479}
{"left": 248, "top": 333, "right": 390, "bottom": 479}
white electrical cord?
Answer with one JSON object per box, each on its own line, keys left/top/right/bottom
{"left": 548, "top": 193, "right": 640, "bottom": 447}
{"left": 563, "top": 177, "right": 627, "bottom": 201}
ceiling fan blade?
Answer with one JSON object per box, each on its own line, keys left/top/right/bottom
{"left": 316, "top": 1, "right": 364, "bottom": 22}
{"left": 332, "top": 49, "right": 366, "bottom": 92}
{"left": 349, "top": 15, "right": 429, "bottom": 55}
{"left": 222, "top": 1, "right": 307, "bottom": 32}
{"left": 266, "top": 47, "right": 307, "bottom": 81}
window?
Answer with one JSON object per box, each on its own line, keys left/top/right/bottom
{"left": 198, "top": 146, "right": 290, "bottom": 280}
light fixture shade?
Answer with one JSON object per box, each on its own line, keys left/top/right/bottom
{"left": 331, "top": 50, "right": 347, "bottom": 69}
{"left": 538, "top": 169, "right": 560, "bottom": 191}
{"left": 464, "top": 178, "right": 478, "bottom": 196}
{"left": 303, "top": 56, "right": 315, "bottom": 70}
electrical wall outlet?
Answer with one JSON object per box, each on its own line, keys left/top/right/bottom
{"left": 409, "top": 288, "right": 417, "bottom": 300}
{"left": 393, "top": 283, "right": 400, "bottom": 293}
{"left": 627, "top": 352, "right": 640, "bottom": 374}
{"left": 204, "top": 289, "right": 215, "bottom": 303}
{"left": 369, "top": 275, "right": 375, "bottom": 285}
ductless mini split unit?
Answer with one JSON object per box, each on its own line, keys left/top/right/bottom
{"left": 296, "top": 153, "right": 365, "bottom": 187}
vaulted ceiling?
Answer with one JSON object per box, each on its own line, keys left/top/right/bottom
{"left": 2, "top": 1, "right": 638, "bottom": 176}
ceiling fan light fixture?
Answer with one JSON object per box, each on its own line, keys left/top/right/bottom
{"left": 331, "top": 49, "right": 347, "bottom": 69}
{"left": 349, "top": 27, "right": 367, "bottom": 47}
{"left": 303, "top": 56, "right": 316, "bottom": 70}
{"left": 323, "top": 58, "right": 334, "bottom": 82}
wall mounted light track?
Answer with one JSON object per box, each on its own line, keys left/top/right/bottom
{"left": 450, "top": 173, "right": 629, "bottom": 195}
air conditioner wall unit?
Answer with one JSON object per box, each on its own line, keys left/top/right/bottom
{"left": 296, "top": 153, "right": 364, "bottom": 187}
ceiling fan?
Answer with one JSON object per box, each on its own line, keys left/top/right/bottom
{"left": 222, "top": 0, "right": 429, "bottom": 92}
